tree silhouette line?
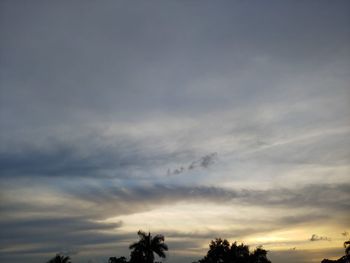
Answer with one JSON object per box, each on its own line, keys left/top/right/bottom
{"left": 46, "top": 231, "right": 350, "bottom": 263}
{"left": 321, "top": 240, "right": 350, "bottom": 263}
{"left": 192, "top": 238, "right": 271, "bottom": 263}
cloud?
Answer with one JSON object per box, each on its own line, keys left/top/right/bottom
{"left": 189, "top": 152, "right": 218, "bottom": 169}
{"left": 0, "top": 216, "right": 130, "bottom": 263}
{"left": 3, "top": 182, "right": 348, "bottom": 221}
{"left": 0, "top": 136, "right": 191, "bottom": 179}
{"left": 310, "top": 234, "right": 331, "bottom": 242}
{"left": 0, "top": 217, "right": 124, "bottom": 247}
{"left": 167, "top": 152, "right": 218, "bottom": 176}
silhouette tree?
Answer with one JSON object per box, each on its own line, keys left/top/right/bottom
{"left": 250, "top": 246, "right": 271, "bottom": 263}
{"left": 129, "top": 230, "right": 168, "bottom": 263}
{"left": 321, "top": 239, "right": 350, "bottom": 263}
{"left": 129, "top": 247, "right": 146, "bottom": 263}
{"left": 230, "top": 242, "right": 250, "bottom": 263}
{"left": 194, "top": 238, "right": 271, "bottom": 263}
{"left": 207, "top": 238, "right": 231, "bottom": 263}
{"left": 344, "top": 240, "right": 350, "bottom": 256}
{"left": 47, "top": 254, "right": 71, "bottom": 263}
{"left": 108, "top": 256, "right": 127, "bottom": 263}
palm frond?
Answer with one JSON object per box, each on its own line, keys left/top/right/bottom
{"left": 153, "top": 246, "right": 167, "bottom": 258}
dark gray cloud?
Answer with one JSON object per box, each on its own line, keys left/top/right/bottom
{"left": 2, "top": 183, "right": 348, "bottom": 221}
{"left": 78, "top": 183, "right": 348, "bottom": 213}
{"left": 0, "top": 137, "right": 192, "bottom": 179}
{"left": 167, "top": 152, "right": 218, "bottom": 175}
{"left": 1, "top": 0, "right": 349, "bottom": 129}
{"left": 237, "top": 184, "right": 350, "bottom": 211}
{"left": 0, "top": 217, "right": 126, "bottom": 262}
{"left": 0, "top": 217, "right": 122, "bottom": 242}
{"left": 189, "top": 153, "right": 218, "bottom": 169}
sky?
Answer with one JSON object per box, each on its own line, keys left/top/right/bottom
{"left": 0, "top": 1, "right": 349, "bottom": 263}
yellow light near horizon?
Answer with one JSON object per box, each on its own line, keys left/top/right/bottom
{"left": 104, "top": 202, "right": 240, "bottom": 233}
{"left": 102, "top": 201, "right": 348, "bottom": 254}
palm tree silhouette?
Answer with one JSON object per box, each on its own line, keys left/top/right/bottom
{"left": 47, "top": 254, "right": 71, "bottom": 263}
{"left": 129, "top": 230, "right": 168, "bottom": 263}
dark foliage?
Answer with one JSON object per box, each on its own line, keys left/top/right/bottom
{"left": 108, "top": 256, "right": 127, "bottom": 263}
{"left": 345, "top": 240, "right": 350, "bottom": 256}
{"left": 321, "top": 239, "right": 350, "bottom": 263}
{"left": 47, "top": 254, "right": 71, "bottom": 263}
{"left": 193, "top": 238, "right": 271, "bottom": 263}
{"left": 321, "top": 256, "right": 350, "bottom": 263}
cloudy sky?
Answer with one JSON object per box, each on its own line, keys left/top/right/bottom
{"left": 0, "top": 1, "right": 349, "bottom": 263}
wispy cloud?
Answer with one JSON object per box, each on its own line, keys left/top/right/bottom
{"left": 167, "top": 152, "right": 218, "bottom": 175}
{"left": 310, "top": 234, "right": 331, "bottom": 242}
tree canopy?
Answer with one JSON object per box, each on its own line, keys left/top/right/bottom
{"left": 194, "top": 238, "right": 271, "bottom": 263}
{"left": 47, "top": 254, "right": 71, "bottom": 263}
{"left": 108, "top": 256, "right": 127, "bottom": 263}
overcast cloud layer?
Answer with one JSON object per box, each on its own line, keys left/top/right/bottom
{"left": 1, "top": 1, "right": 349, "bottom": 263}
